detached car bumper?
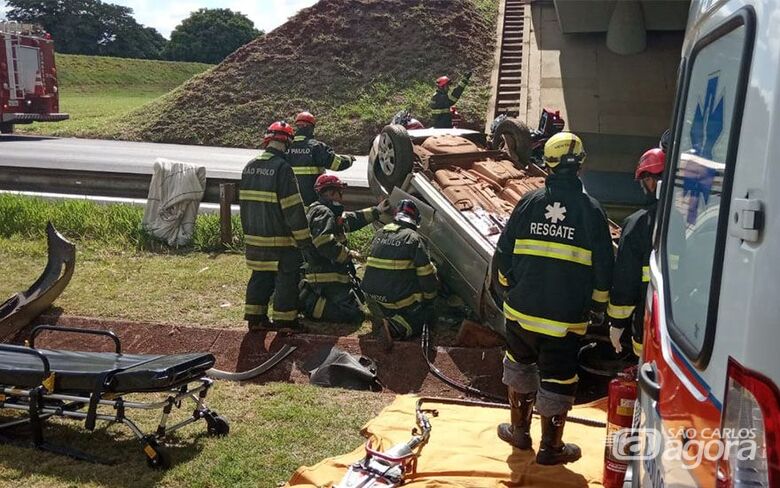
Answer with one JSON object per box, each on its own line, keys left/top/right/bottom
{"left": 2, "top": 113, "right": 69, "bottom": 123}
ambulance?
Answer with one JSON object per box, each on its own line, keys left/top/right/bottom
{"left": 632, "top": 0, "right": 779, "bottom": 486}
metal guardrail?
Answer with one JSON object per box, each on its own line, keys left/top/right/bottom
{"left": 0, "top": 165, "right": 377, "bottom": 208}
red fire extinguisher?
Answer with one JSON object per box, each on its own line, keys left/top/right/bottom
{"left": 603, "top": 368, "right": 638, "bottom": 488}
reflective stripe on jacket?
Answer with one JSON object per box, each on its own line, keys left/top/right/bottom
{"left": 607, "top": 204, "right": 656, "bottom": 348}
{"left": 429, "top": 79, "right": 467, "bottom": 128}
{"left": 495, "top": 174, "right": 614, "bottom": 337}
{"left": 305, "top": 199, "right": 378, "bottom": 281}
{"left": 240, "top": 148, "right": 312, "bottom": 269}
{"left": 361, "top": 222, "right": 438, "bottom": 308}
{"left": 286, "top": 133, "right": 353, "bottom": 205}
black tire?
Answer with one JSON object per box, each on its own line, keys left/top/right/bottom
{"left": 144, "top": 438, "right": 171, "bottom": 470}
{"left": 374, "top": 124, "right": 414, "bottom": 191}
{"left": 206, "top": 413, "right": 230, "bottom": 437}
{"left": 490, "top": 118, "right": 531, "bottom": 166}
{"left": 0, "top": 123, "right": 13, "bottom": 134}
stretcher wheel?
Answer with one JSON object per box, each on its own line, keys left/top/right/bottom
{"left": 206, "top": 413, "right": 230, "bottom": 437}
{"left": 144, "top": 438, "right": 171, "bottom": 470}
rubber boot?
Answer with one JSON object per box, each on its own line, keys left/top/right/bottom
{"left": 272, "top": 319, "right": 302, "bottom": 334}
{"left": 536, "top": 414, "right": 582, "bottom": 465}
{"left": 247, "top": 315, "right": 271, "bottom": 332}
{"left": 497, "top": 389, "right": 535, "bottom": 449}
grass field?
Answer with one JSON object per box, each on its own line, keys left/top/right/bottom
{"left": 0, "top": 195, "right": 374, "bottom": 330}
{"left": 0, "top": 382, "right": 392, "bottom": 488}
{"left": 16, "top": 54, "right": 211, "bottom": 137}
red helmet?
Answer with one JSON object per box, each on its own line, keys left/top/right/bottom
{"left": 295, "top": 111, "right": 316, "bottom": 126}
{"left": 314, "top": 174, "right": 348, "bottom": 193}
{"left": 436, "top": 76, "right": 451, "bottom": 89}
{"left": 262, "top": 121, "right": 294, "bottom": 147}
{"left": 635, "top": 148, "right": 666, "bottom": 180}
{"left": 395, "top": 199, "right": 420, "bottom": 226}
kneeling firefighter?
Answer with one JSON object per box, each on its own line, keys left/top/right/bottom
{"left": 494, "top": 132, "right": 614, "bottom": 465}
{"left": 361, "top": 200, "right": 438, "bottom": 341}
{"left": 300, "top": 174, "right": 391, "bottom": 323}
{"left": 607, "top": 147, "right": 666, "bottom": 357}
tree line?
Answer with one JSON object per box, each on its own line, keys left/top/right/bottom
{"left": 4, "top": 0, "right": 263, "bottom": 64}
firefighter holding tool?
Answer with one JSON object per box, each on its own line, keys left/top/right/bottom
{"left": 240, "top": 121, "right": 312, "bottom": 331}
{"left": 287, "top": 111, "right": 355, "bottom": 206}
{"left": 608, "top": 147, "right": 666, "bottom": 357}
{"left": 494, "top": 132, "right": 614, "bottom": 465}
{"left": 430, "top": 71, "right": 471, "bottom": 128}
{"left": 299, "top": 174, "right": 392, "bottom": 324}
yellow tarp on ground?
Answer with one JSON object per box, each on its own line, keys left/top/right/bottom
{"left": 287, "top": 395, "right": 609, "bottom": 487}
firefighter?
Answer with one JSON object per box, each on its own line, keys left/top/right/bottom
{"left": 494, "top": 131, "right": 614, "bottom": 465}
{"left": 286, "top": 111, "right": 355, "bottom": 205}
{"left": 361, "top": 200, "right": 438, "bottom": 343}
{"left": 300, "top": 174, "right": 391, "bottom": 324}
{"left": 240, "top": 120, "right": 313, "bottom": 330}
{"left": 429, "top": 72, "right": 471, "bottom": 128}
{"left": 608, "top": 148, "right": 666, "bottom": 357}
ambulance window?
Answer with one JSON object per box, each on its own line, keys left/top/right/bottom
{"left": 663, "top": 15, "right": 753, "bottom": 364}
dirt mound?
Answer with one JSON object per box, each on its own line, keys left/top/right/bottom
{"left": 114, "top": 0, "right": 497, "bottom": 153}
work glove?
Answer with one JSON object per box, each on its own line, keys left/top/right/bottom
{"left": 609, "top": 326, "right": 624, "bottom": 354}
{"left": 349, "top": 250, "right": 364, "bottom": 263}
{"left": 376, "top": 199, "right": 393, "bottom": 215}
{"left": 464, "top": 71, "right": 473, "bottom": 82}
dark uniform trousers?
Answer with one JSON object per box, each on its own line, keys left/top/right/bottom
{"left": 245, "top": 249, "right": 302, "bottom": 323}
{"left": 373, "top": 299, "right": 434, "bottom": 339}
{"left": 504, "top": 322, "right": 580, "bottom": 397}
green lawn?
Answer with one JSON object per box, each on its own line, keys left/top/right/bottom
{"left": 17, "top": 54, "right": 211, "bottom": 138}
{"left": 0, "top": 382, "right": 392, "bottom": 488}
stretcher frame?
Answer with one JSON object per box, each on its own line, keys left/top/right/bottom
{"left": 0, "top": 325, "right": 228, "bottom": 469}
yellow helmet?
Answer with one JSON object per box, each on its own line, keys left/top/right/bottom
{"left": 543, "top": 132, "right": 586, "bottom": 169}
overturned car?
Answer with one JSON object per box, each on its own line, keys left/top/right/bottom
{"left": 367, "top": 115, "right": 621, "bottom": 336}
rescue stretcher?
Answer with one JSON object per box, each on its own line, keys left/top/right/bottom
{"left": 0, "top": 325, "right": 228, "bottom": 469}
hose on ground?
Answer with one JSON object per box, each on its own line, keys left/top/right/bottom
{"left": 421, "top": 323, "right": 606, "bottom": 428}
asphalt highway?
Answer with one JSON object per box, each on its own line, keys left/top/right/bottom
{"left": 0, "top": 135, "right": 370, "bottom": 188}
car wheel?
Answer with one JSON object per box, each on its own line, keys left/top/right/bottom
{"left": 490, "top": 118, "right": 531, "bottom": 166}
{"left": 0, "top": 123, "right": 13, "bottom": 134}
{"left": 375, "top": 124, "right": 414, "bottom": 191}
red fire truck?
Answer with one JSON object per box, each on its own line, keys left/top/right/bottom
{"left": 0, "top": 21, "right": 68, "bottom": 134}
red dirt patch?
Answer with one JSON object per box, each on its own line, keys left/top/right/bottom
{"left": 27, "top": 314, "right": 507, "bottom": 399}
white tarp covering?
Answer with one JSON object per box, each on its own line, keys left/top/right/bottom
{"left": 142, "top": 158, "right": 206, "bottom": 246}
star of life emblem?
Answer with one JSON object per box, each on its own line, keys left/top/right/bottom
{"left": 545, "top": 202, "right": 567, "bottom": 224}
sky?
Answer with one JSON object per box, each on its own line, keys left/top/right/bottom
{"left": 0, "top": 0, "right": 319, "bottom": 38}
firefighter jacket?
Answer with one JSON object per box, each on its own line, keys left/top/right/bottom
{"left": 305, "top": 199, "right": 380, "bottom": 284}
{"left": 430, "top": 78, "right": 468, "bottom": 128}
{"left": 608, "top": 203, "right": 656, "bottom": 354}
{"left": 286, "top": 128, "right": 354, "bottom": 205}
{"left": 239, "top": 147, "right": 312, "bottom": 270}
{"left": 495, "top": 174, "right": 614, "bottom": 337}
{"left": 361, "top": 222, "right": 438, "bottom": 308}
